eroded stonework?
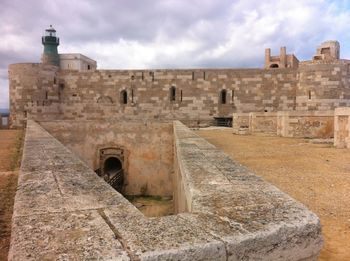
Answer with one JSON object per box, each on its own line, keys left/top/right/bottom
{"left": 9, "top": 120, "right": 323, "bottom": 260}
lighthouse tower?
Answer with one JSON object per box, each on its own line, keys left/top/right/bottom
{"left": 41, "top": 25, "right": 60, "bottom": 66}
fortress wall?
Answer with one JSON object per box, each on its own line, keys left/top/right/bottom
{"left": 9, "top": 61, "right": 350, "bottom": 129}
{"left": 9, "top": 63, "right": 60, "bottom": 128}
{"left": 39, "top": 120, "right": 173, "bottom": 196}
{"left": 55, "top": 68, "right": 298, "bottom": 123}
{"left": 297, "top": 61, "right": 350, "bottom": 111}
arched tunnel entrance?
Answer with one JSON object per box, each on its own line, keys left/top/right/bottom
{"left": 104, "top": 157, "right": 122, "bottom": 176}
{"left": 102, "top": 156, "right": 124, "bottom": 192}
{"left": 97, "top": 148, "right": 125, "bottom": 193}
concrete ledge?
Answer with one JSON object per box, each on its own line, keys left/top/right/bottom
{"left": 9, "top": 120, "right": 323, "bottom": 260}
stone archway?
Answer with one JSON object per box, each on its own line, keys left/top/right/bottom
{"left": 99, "top": 148, "right": 125, "bottom": 193}
{"left": 104, "top": 157, "right": 122, "bottom": 176}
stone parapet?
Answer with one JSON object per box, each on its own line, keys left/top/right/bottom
{"left": 233, "top": 111, "right": 334, "bottom": 138}
{"left": 173, "top": 121, "right": 322, "bottom": 260}
{"left": 277, "top": 111, "right": 334, "bottom": 138}
{"left": 9, "top": 120, "right": 323, "bottom": 260}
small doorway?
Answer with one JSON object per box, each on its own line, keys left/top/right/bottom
{"left": 103, "top": 156, "right": 124, "bottom": 192}
{"left": 97, "top": 147, "right": 125, "bottom": 193}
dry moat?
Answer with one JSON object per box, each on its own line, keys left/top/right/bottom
{"left": 6, "top": 121, "right": 323, "bottom": 260}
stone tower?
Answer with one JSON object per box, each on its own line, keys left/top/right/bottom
{"left": 313, "top": 40, "right": 340, "bottom": 61}
{"left": 41, "top": 25, "right": 60, "bottom": 66}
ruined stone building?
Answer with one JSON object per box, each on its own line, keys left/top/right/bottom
{"left": 8, "top": 26, "right": 340, "bottom": 260}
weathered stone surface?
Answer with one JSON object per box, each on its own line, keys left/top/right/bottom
{"left": 334, "top": 107, "right": 350, "bottom": 148}
{"left": 104, "top": 208, "right": 227, "bottom": 261}
{"left": 173, "top": 121, "right": 323, "bottom": 260}
{"left": 233, "top": 111, "right": 334, "bottom": 138}
{"left": 9, "top": 210, "right": 130, "bottom": 261}
{"left": 10, "top": 120, "right": 130, "bottom": 260}
{"left": 9, "top": 120, "right": 323, "bottom": 260}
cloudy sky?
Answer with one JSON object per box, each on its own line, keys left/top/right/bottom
{"left": 1, "top": 0, "right": 350, "bottom": 109}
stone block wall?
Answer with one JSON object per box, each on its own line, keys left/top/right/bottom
{"left": 55, "top": 68, "right": 298, "bottom": 120}
{"left": 10, "top": 65, "right": 301, "bottom": 128}
{"left": 334, "top": 107, "right": 350, "bottom": 148}
{"left": 9, "top": 59, "right": 350, "bottom": 129}
{"left": 8, "top": 63, "right": 60, "bottom": 128}
{"left": 277, "top": 111, "right": 334, "bottom": 138}
{"left": 233, "top": 111, "right": 334, "bottom": 138}
{"left": 296, "top": 60, "right": 350, "bottom": 111}
{"left": 249, "top": 112, "right": 278, "bottom": 134}
{"left": 232, "top": 113, "right": 250, "bottom": 134}
{"left": 39, "top": 120, "right": 173, "bottom": 196}
{"left": 233, "top": 112, "right": 277, "bottom": 135}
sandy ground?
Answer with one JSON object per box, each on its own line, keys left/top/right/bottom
{"left": 0, "top": 130, "right": 22, "bottom": 261}
{"left": 196, "top": 128, "right": 350, "bottom": 261}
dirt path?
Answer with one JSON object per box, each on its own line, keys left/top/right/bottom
{"left": 196, "top": 129, "right": 350, "bottom": 261}
{"left": 0, "top": 130, "right": 22, "bottom": 261}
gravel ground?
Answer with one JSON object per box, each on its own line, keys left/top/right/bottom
{"left": 196, "top": 128, "right": 350, "bottom": 261}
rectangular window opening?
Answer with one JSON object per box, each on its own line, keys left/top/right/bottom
{"left": 170, "top": 87, "right": 176, "bottom": 102}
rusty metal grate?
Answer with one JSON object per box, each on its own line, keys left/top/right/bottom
{"left": 107, "top": 169, "right": 124, "bottom": 192}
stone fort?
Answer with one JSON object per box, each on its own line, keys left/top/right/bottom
{"left": 9, "top": 27, "right": 350, "bottom": 129}
{"left": 12, "top": 25, "right": 350, "bottom": 260}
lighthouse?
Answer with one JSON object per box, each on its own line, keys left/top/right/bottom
{"left": 41, "top": 25, "right": 60, "bottom": 66}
